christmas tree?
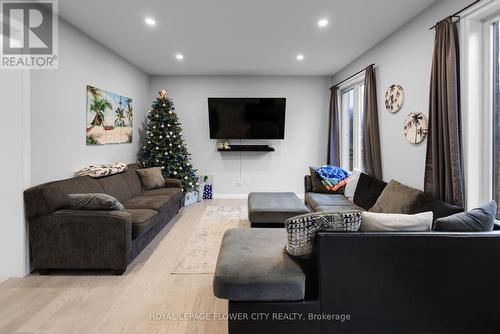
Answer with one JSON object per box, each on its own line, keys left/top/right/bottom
{"left": 140, "top": 89, "right": 197, "bottom": 192}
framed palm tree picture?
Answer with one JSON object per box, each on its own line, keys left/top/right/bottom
{"left": 404, "top": 112, "right": 428, "bottom": 144}
{"left": 86, "top": 85, "right": 133, "bottom": 145}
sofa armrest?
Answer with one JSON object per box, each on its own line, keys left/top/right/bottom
{"left": 165, "top": 177, "right": 182, "bottom": 189}
{"left": 304, "top": 175, "right": 313, "bottom": 193}
{"left": 29, "top": 209, "right": 132, "bottom": 271}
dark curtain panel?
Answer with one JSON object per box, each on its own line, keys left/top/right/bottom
{"left": 424, "top": 17, "right": 464, "bottom": 207}
{"left": 327, "top": 86, "right": 340, "bottom": 166}
{"left": 363, "top": 65, "right": 383, "bottom": 179}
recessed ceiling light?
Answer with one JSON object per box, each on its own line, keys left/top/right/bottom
{"left": 296, "top": 54, "right": 304, "bottom": 61}
{"left": 145, "top": 17, "right": 156, "bottom": 26}
{"left": 318, "top": 19, "right": 329, "bottom": 27}
{"left": 176, "top": 53, "right": 184, "bottom": 60}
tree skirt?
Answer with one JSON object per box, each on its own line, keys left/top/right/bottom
{"left": 172, "top": 206, "right": 249, "bottom": 274}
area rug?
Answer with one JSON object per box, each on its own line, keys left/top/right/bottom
{"left": 172, "top": 206, "right": 249, "bottom": 274}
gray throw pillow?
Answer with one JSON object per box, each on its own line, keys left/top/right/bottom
{"left": 433, "top": 201, "right": 497, "bottom": 232}
{"left": 360, "top": 211, "right": 433, "bottom": 232}
{"left": 284, "top": 210, "right": 362, "bottom": 257}
{"left": 370, "top": 180, "right": 424, "bottom": 214}
{"left": 66, "top": 193, "right": 124, "bottom": 211}
{"left": 136, "top": 167, "right": 165, "bottom": 190}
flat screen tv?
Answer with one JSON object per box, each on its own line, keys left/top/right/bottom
{"left": 208, "top": 98, "right": 286, "bottom": 139}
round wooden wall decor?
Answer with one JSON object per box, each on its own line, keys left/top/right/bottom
{"left": 404, "top": 112, "right": 428, "bottom": 144}
{"left": 385, "top": 84, "right": 404, "bottom": 113}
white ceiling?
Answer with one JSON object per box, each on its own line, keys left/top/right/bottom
{"left": 58, "top": 0, "right": 438, "bottom": 76}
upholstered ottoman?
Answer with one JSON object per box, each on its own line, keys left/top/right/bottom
{"left": 248, "top": 192, "right": 310, "bottom": 227}
{"left": 213, "top": 228, "right": 305, "bottom": 301}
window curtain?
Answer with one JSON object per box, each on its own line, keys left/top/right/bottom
{"left": 363, "top": 65, "right": 383, "bottom": 179}
{"left": 424, "top": 17, "right": 464, "bottom": 207}
{"left": 327, "top": 86, "right": 340, "bottom": 166}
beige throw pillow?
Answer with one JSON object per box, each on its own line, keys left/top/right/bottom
{"left": 369, "top": 180, "right": 424, "bottom": 213}
{"left": 360, "top": 211, "right": 433, "bottom": 232}
{"left": 136, "top": 167, "right": 165, "bottom": 190}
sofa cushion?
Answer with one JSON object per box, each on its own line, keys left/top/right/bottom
{"left": 248, "top": 192, "right": 310, "bottom": 224}
{"left": 40, "top": 176, "right": 105, "bottom": 213}
{"left": 305, "top": 193, "right": 354, "bottom": 211}
{"left": 126, "top": 209, "right": 158, "bottom": 237}
{"left": 96, "top": 173, "right": 133, "bottom": 203}
{"left": 65, "top": 193, "right": 124, "bottom": 211}
{"left": 136, "top": 167, "right": 165, "bottom": 190}
{"left": 433, "top": 201, "right": 497, "bottom": 232}
{"left": 284, "top": 211, "right": 362, "bottom": 257}
{"left": 121, "top": 164, "right": 143, "bottom": 196}
{"left": 124, "top": 192, "right": 180, "bottom": 211}
{"left": 141, "top": 188, "right": 182, "bottom": 197}
{"left": 353, "top": 173, "right": 387, "bottom": 210}
{"left": 360, "top": 211, "right": 433, "bottom": 232}
{"left": 415, "top": 198, "right": 464, "bottom": 222}
{"left": 316, "top": 205, "right": 365, "bottom": 212}
{"left": 213, "top": 228, "right": 305, "bottom": 301}
{"left": 344, "top": 168, "right": 362, "bottom": 201}
{"left": 370, "top": 180, "right": 425, "bottom": 214}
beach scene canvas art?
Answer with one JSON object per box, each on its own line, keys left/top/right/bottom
{"left": 86, "top": 85, "right": 133, "bottom": 145}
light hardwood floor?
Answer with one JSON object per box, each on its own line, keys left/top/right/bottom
{"left": 0, "top": 199, "right": 244, "bottom": 334}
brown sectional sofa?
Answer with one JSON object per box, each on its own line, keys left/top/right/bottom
{"left": 24, "top": 163, "right": 182, "bottom": 275}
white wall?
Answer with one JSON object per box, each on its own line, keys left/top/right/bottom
{"left": 331, "top": 0, "right": 470, "bottom": 190}
{"left": 30, "top": 19, "right": 150, "bottom": 185}
{"left": 149, "top": 76, "right": 330, "bottom": 196}
{"left": 0, "top": 18, "right": 150, "bottom": 277}
{"left": 0, "top": 70, "right": 30, "bottom": 277}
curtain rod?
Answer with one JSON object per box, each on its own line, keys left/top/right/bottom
{"left": 429, "top": 0, "right": 480, "bottom": 30}
{"left": 331, "top": 64, "right": 374, "bottom": 89}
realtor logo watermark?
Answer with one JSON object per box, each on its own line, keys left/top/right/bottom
{"left": 1, "top": 0, "right": 58, "bottom": 69}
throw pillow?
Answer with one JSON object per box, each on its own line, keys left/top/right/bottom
{"left": 433, "top": 201, "right": 497, "bottom": 232}
{"left": 136, "top": 167, "right": 165, "bottom": 190}
{"left": 414, "top": 198, "right": 464, "bottom": 222}
{"left": 309, "top": 167, "right": 345, "bottom": 194}
{"left": 65, "top": 193, "right": 125, "bottom": 211}
{"left": 370, "top": 180, "right": 425, "bottom": 214}
{"left": 353, "top": 173, "right": 387, "bottom": 210}
{"left": 284, "top": 210, "right": 362, "bottom": 257}
{"left": 344, "top": 168, "right": 362, "bottom": 201}
{"left": 360, "top": 211, "right": 433, "bottom": 232}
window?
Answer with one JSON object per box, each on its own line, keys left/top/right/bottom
{"left": 493, "top": 21, "right": 500, "bottom": 217}
{"left": 461, "top": 2, "right": 500, "bottom": 211}
{"left": 339, "top": 80, "right": 365, "bottom": 171}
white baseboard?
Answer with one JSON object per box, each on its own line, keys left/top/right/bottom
{"left": 213, "top": 193, "right": 248, "bottom": 199}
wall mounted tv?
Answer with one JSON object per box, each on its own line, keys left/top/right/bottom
{"left": 208, "top": 98, "right": 286, "bottom": 139}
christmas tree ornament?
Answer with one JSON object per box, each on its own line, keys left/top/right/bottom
{"left": 159, "top": 89, "right": 168, "bottom": 98}
{"left": 139, "top": 90, "right": 198, "bottom": 192}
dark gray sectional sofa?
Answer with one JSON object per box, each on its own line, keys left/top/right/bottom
{"left": 304, "top": 174, "right": 363, "bottom": 212}
{"left": 214, "top": 175, "right": 500, "bottom": 333}
{"left": 24, "top": 163, "right": 182, "bottom": 275}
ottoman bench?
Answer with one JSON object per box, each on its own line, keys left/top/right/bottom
{"left": 213, "top": 228, "right": 320, "bottom": 334}
{"left": 248, "top": 192, "right": 310, "bottom": 227}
